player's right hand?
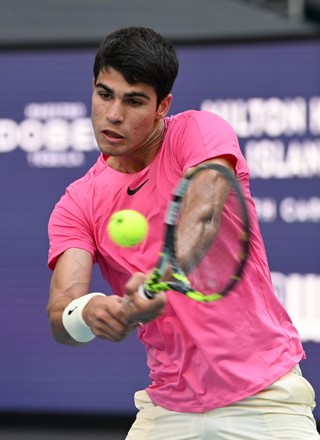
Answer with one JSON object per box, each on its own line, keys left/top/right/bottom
{"left": 82, "top": 294, "right": 138, "bottom": 342}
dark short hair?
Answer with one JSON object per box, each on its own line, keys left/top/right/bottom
{"left": 93, "top": 27, "right": 179, "bottom": 105}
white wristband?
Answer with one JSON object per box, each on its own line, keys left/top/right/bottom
{"left": 62, "top": 292, "right": 106, "bottom": 343}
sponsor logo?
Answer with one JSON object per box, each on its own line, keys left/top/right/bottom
{"left": 68, "top": 306, "right": 78, "bottom": 315}
{"left": 127, "top": 179, "right": 149, "bottom": 195}
{"left": 0, "top": 102, "right": 98, "bottom": 168}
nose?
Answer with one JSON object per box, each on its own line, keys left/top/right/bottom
{"left": 106, "top": 101, "right": 124, "bottom": 124}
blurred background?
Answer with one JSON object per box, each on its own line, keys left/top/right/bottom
{"left": 0, "top": 0, "right": 320, "bottom": 438}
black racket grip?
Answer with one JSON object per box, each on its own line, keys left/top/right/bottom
{"left": 138, "top": 284, "right": 155, "bottom": 300}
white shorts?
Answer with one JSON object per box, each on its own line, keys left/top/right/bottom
{"left": 125, "top": 365, "right": 319, "bottom": 440}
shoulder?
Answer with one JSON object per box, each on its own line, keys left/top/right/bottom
{"left": 50, "top": 154, "right": 104, "bottom": 218}
{"left": 164, "top": 110, "right": 248, "bottom": 178}
{"left": 166, "top": 110, "right": 237, "bottom": 136}
{"left": 165, "top": 109, "right": 238, "bottom": 142}
{"left": 167, "top": 109, "right": 232, "bottom": 124}
{"left": 65, "top": 154, "right": 105, "bottom": 198}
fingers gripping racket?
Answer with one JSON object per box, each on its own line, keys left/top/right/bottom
{"left": 140, "top": 163, "right": 250, "bottom": 302}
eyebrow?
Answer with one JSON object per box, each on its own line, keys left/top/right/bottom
{"left": 95, "top": 82, "right": 150, "bottom": 101}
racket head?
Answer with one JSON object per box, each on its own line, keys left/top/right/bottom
{"left": 145, "top": 163, "right": 250, "bottom": 302}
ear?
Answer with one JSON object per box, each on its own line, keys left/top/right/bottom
{"left": 155, "top": 94, "right": 173, "bottom": 120}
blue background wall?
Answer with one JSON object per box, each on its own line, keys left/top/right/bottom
{"left": 0, "top": 39, "right": 319, "bottom": 418}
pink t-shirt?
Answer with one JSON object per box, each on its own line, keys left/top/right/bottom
{"left": 48, "top": 110, "right": 304, "bottom": 412}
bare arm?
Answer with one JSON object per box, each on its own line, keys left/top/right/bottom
{"left": 47, "top": 248, "right": 135, "bottom": 345}
{"left": 47, "top": 248, "right": 167, "bottom": 345}
{"left": 177, "top": 157, "right": 234, "bottom": 274}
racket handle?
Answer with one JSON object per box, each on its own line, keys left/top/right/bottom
{"left": 138, "top": 284, "right": 155, "bottom": 300}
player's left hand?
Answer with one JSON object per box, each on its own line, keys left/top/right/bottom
{"left": 123, "top": 272, "right": 167, "bottom": 324}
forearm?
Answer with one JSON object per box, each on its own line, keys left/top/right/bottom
{"left": 177, "top": 167, "right": 230, "bottom": 274}
{"left": 47, "top": 295, "right": 85, "bottom": 346}
{"left": 47, "top": 251, "right": 166, "bottom": 345}
{"left": 47, "top": 248, "right": 94, "bottom": 346}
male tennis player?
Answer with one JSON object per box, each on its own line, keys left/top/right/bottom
{"left": 47, "top": 27, "right": 320, "bottom": 439}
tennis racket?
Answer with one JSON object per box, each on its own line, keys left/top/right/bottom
{"left": 139, "top": 163, "right": 250, "bottom": 302}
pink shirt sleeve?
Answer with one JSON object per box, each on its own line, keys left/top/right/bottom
{"left": 48, "top": 183, "right": 96, "bottom": 270}
{"left": 165, "top": 110, "right": 248, "bottom": 178}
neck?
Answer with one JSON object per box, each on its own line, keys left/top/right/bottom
{"left": 107, "top": 119, "right": 165, "bottom": 173}
{"left": 141, "top": 119, "right": 165, "bottom": 154}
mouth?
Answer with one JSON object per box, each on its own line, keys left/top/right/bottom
{"left": 102, "top": 129, "right": 125, "bottom": 140}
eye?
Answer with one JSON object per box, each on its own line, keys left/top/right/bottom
{"left": 99, "top": 91, "right": 113, "bottom": 101}
{"left": 126, "top": 98, "right": 143, "bottom": 107}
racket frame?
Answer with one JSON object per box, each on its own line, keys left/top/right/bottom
{"left": 143, "top": 163, "right": 250, "bottom": 302}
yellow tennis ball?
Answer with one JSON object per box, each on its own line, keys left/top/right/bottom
{"left": 107, "top": 210, "right": 148, "bottom": 247}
